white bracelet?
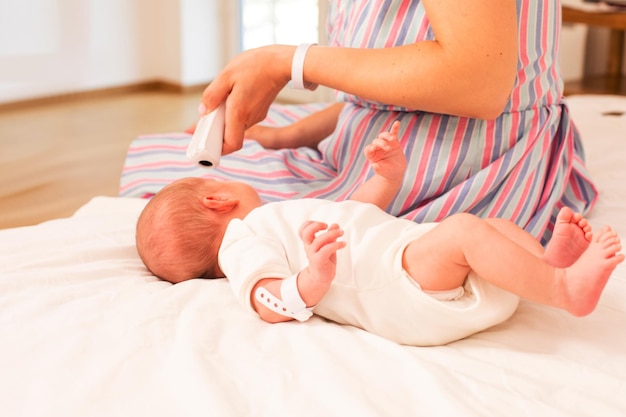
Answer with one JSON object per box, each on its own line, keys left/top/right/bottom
{"left": 288, "top": 43, "right": 318, "bottom": 91}
{"left": 254, "top": 274, "right": 314, "bottom": 322}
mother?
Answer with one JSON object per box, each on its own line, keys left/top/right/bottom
{"left": 198, "top": 0, "right": 596, "bottom": 244}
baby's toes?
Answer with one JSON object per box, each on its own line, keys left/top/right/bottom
{"left": 597, "top": 231, "right": 622, "bottom": 253}
{"left": 593, "top": 226, "right": 611, "bottom": 242}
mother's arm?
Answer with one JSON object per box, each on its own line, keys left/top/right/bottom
{"left": 306, "top": 0, "right": 518, "bottom": 119}
{"left": 245, "top": 102, "right": 344, "bottom": 149}
{"left": 202, "top": 0, "right": 518, "bottom": 153}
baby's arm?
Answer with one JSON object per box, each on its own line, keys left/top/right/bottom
{"left": 349, "top": 121, "right": 406, "bottom": 210}
{"left": 250, "top": 221, "right": 345, "bottom": 323}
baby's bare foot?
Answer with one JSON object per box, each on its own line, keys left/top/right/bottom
{"left": 544, "top": 207, "right": 592, "bottom": 267}
{"left": 563, "top": 226, "right": 624, "bottom": 316}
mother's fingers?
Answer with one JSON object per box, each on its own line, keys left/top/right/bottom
{"left": 200, "top": 78, "right": 230, "bottom": 116}
{"left": 222, "top": 104, "right": 249, "bottom": 154}
{"left": 199, "top": 46, "right": 291, "bottom": 154}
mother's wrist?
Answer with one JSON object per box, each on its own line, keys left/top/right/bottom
{"left": 288, "top": 43, "right": 319, "bottom": 91}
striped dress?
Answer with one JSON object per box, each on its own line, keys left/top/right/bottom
{"left": 120, "top": 0, "right": 596, "bottom": 244}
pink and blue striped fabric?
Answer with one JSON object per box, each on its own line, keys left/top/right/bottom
{"left": 120, "top": 0, "right": 597, "bottom": 244}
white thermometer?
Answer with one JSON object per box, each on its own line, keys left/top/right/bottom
{"left": 186, "top": 103, "right": 225, "bottom": 168}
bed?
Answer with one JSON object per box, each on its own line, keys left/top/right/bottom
{"left": 1, "top": 94, "right": 625, "bottom": 417}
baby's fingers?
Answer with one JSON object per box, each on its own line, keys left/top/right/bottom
{"left": 388, "top": 120, "right": 401, "bottom": 137}
{"left": 316, "top": 239, "right": 347, "bottom": 259}
{"left": 376, "top": 131, "right": 394, "bottom": 142}
{"left": 311, "top": 224, "right": 344, "bottom": 249}
{"left": 365, "top": 140, "right": 388, "bottom": 160}
{"left": 299, "top": 220, "right": 329, "bottom": 244}
{"left": 374, "top": 121, "right": 401, "bottom": 143}
{"left": 371, "top": 137, "right": 392, "bottom": 151}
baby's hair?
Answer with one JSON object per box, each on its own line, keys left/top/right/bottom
{"left": 136, "top": 179, "right": 222, "bottom": 283}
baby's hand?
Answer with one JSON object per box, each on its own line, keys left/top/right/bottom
{"left": 298, "top": 221, "right": 346, "bottom": 285}
{"left": 363, "top": 120, "right": 406, "bottom": 182}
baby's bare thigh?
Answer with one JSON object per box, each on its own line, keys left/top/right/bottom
{"left": 402, "top": 215, "right": 475, "bottom": 292}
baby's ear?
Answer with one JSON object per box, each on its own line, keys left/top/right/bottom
{"left": 202, "top": 196, "right": 239, "bottom": 213}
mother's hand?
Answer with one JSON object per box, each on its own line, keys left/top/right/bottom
{"left": 200, "top": 45, "right": 295, "bottom": 155}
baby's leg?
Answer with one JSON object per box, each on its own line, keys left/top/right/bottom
{"left": 402, "top": 213, "right": 544, "bottom": 292}
{"left": 484, "top": 207, "right": 592, "bottom": 267}
{"left": 402, "top": 215, "right": 469, "bottom": 292}
{"left": 403, "top": 213, "right": 624, "bottom": 316}
{"left": 483, "top": 218, "right": 544, "bottom": 257}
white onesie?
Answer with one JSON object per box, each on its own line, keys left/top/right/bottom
{"left": 219, "top": 199, "right": 519, "bottom": 346}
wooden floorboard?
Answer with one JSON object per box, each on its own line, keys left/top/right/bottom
{"left": 0, "top": 90, "right": 202, "bottom": 229}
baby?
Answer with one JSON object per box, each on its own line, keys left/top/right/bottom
{"left": 136, "top": 122, "right": 624, "bottom": 346}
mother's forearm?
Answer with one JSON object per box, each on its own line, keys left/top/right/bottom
{"left": 288, "top": 102, "right": 344, "bottom": 148}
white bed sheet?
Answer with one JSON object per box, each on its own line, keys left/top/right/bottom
{"left": 1, "top": 95, "right": 625, "bottom": 417}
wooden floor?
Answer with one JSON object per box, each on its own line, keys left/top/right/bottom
{"left": 0, "top": 89, "right": 202, "bottom": 229}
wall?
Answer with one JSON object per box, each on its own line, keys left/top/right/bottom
{"left": 0, "top": 1, "right": 620, "bottom": 105}
{"left": 560, "top": 23, "right": 588, "bottom": 82}
{"left": 180, "top": 0, "right": 238, "bottom": 86}
{"left": 584, "top": 27, "right": 626, "bottom": 77}
{"left": 0, "top": 0, "right": 233, "bottom": 104}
